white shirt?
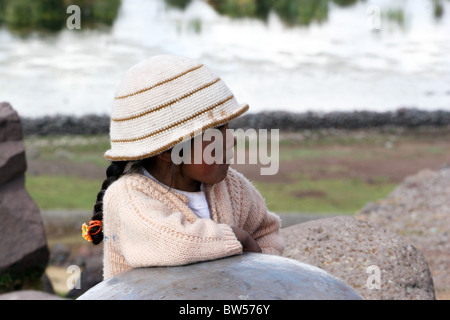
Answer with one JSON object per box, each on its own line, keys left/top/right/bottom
{"left": 142, "top": 168, "right": 211, "bottom": 219}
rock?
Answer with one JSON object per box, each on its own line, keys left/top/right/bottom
{"left": 0, "top": 290, "right": 66, "bottom": 300}
{"left": 281, "top": 216, "right": 435, "bottom": 300}
{"left": 77, "top": 253, "right": 362, "bottom": 300}
{"left": 49, "top": 244, "right": 71, "bottom": 266}
{"left": 0, "top": 102, "right": 50, "bottom": 293}
{"left": 357, "top": 168, "right": 450, "bottom": 300}
{"left": 0, "top": 102, "right": 26, "bottom": 186}
{"left": 66, "top": 254, "right": 103, "bottom": 299}
{"left": 0, "top": 102, "right": 23, "bottom": 141}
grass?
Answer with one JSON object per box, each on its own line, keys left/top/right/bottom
{"left": 23, "top": 127, "right": 449, "bottom": 213}
{"left": 24, "top": 134, "right": 110, "bottom": 166}
{"left": 25, "top": 172, "right": 396, "bottom": 214}
{"left": 24, "top": 135, "right": 108, "bottom": 210}
{"left": 25, "top": 174, "right": 101, "bottom": 210}
{"left": 254, "top": 177, "right": 396, "bottom": 214}
{"left": 277, "top": 147, "right": 370, "bottom": 161}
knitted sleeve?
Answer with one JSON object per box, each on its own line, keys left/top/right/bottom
{"left": 229, "top": 169, "right": 285, "bottom": 255}
{"left": 104, "top": 176, "right": 243, "bottom": 268}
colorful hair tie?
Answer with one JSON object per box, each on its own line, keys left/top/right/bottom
{"left": 81, "top": 220, "right": 102, "bottom": 242}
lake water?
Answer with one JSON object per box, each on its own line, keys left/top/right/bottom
{"left": 0, "top": 0, "right": 449, "bottom": 117}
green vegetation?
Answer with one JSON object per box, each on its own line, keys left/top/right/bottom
{"left": 22, "top": 131, "right": 410, "bottom": 213}
{"left": 168, "top": 0, "right": 448, "bottom": 27}
{"left": 26, "top": 174, "right": 101, "bottom": 210}
{"left": 1, "top": 0, "right": 446, "bottom": 34}
{"left": 25, "top": 134, "right": 110, "bottom": 165}
{"left": 385, "top": 8, "right": 405, "bottom": 27}
{"left": 272, "top": 0, "right": 329, "bottom": 26}
{"left": 25, "top": 169, "right": 396, "bottom": 214}
{"left": 26, "top": 171, "right": 395, "bottom": 214}
{"left": 205, "top": 0, "right": 351, "bottom": 26}
{"left": 0, "top": 265, "right": 47, "bottom": 293}
{"left": 23, "top": 127, "right": 450, "bottom": 213}
{"left": 24, "top": 135, "right": 108, "bottom": 210}
{"left": 254, "top": 177, "right": 396, "bottom": 214}
{"left": 0, "top": 0, "right": 121, "bottom": 34}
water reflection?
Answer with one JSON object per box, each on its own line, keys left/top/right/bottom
{"left": 0, "top": 0, "right": 447, "bottom": 35}
{"left": 271, "top": 0, "right": 330, "bottom": 26}
{"left": 166, "top": 0, "right": 448, "bottom": 28}
{"left": 1, "top": 0, "right": 449, "bottom": 117}
{"left": 166, "top": 0, "right": 193, "bottom": 10}
{"left": 192, "top": 0, "right": 363, "bottom": 26}
{"left": 0, "top": 0, "right": 121, "bottom": 35}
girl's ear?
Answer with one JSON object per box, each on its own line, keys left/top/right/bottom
{"left": 157, "top": 149, "right": 172, "bottom": 163}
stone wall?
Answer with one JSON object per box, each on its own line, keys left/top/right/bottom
{"left": 19, "top": 108, "right": 450, "bottom": 136}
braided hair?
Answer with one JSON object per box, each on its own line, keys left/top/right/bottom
{"left": 87, "top": 154, "right": 175, "bottom": 244}
{"left": 89, "top": 161, "right": 128, "bottom": 245}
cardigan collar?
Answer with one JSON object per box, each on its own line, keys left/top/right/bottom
{"left": 132, "top": 171, "right": 233, "bottom": 224}
{"left": 134, "top": 172, "right": 222, "bottom": 222}
{"left": 140, "top": 168, "right": 217, "bottom": 204}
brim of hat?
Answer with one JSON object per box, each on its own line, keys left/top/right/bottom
{"left": 104, "top": 103, "right": 249, "bottom": 161}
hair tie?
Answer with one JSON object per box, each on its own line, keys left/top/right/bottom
{"left": 81, "top": 220, "right": 102, "bottom": 242}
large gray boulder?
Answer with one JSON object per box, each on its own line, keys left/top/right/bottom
{"left": 357, "top": 168, "right": 450, "bottom": 300}
{"left": 66, "top": 254, "right": 103, "bottom": 299}
{"left": 281, "top": 216, "right": 435, "bottom": 300}
{"left": 77, "top": 253, "right": 362, "bottom": 300}
{"left": 0, "top": 102, "right": 49, "bottom": 292}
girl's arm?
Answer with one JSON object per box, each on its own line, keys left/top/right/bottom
{"left": 231, "top": 226, "right": 262, "bottom": 253}
{"left": 249, "top": 209, "right": 285, "bottom": 256}
{"left": 104, "top": 178, "right": 243, "bottom": 268}
{"left": 230, "top": 170, "right": 285, "bottom": 255}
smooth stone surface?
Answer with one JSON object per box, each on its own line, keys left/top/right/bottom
{"left": 0, "top": 290, "right": 66, "bottom": 300}
{"left": 78, "top": 253, "right": 363, "bottom": 300}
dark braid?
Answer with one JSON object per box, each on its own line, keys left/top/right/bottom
{"left": 89, "top": 161, "right": 128, "bottom": 245}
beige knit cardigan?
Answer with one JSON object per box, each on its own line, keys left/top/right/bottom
{"left": 102, "top": 167, "right": 285, "bottom": 279}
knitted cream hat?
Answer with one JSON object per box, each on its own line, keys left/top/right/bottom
{"left": 104, "top": 55, "right": 249, "bottom": 161}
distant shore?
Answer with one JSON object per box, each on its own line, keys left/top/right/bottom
{"left": 20, "top": 108, "right": 450, "bottom": 136}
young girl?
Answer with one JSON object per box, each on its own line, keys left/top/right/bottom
{"left": 82, "top": 55, "right": 285, "bottom": 279}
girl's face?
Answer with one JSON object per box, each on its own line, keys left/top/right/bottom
{"left": 181, "top": 123, "right": 236, "bottom": 186}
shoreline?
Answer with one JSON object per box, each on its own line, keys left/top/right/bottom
{"left": 19, "top": 108, "right": 450, "bottom": 136}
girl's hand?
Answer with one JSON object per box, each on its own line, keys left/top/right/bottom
{"left": 231, "top": 226, "right": 262, "bottom": 253}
